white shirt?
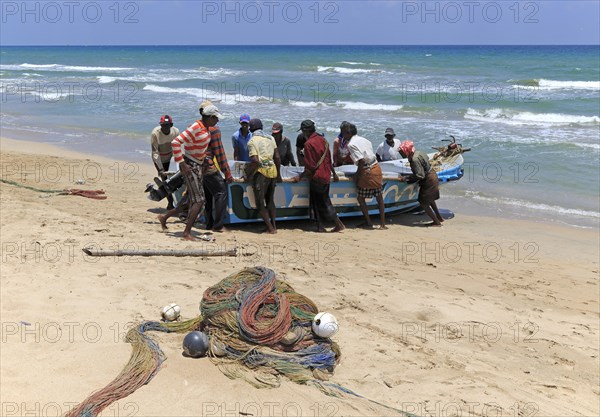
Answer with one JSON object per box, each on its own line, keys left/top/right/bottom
{"left": 347, "top": 135, "right": 377, "bottom": 166}
{"left": 376, "top": 138, "right": 402, "bottom": 161}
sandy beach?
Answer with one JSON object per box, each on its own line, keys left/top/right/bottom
{"left": 1, "top": 137, "right": 598, "bottom": 417}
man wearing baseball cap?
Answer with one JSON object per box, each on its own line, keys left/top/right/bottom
{"left": 245, "top": 118, "right": 282, "bottom": 234}
{"left": 376, "top": 127, "right": 402, "bottom": 162}
{"left": 271, "top": 122, "right": 296, "bottom": 166}
{"left": 158, "top": 104, "right": 222, "bottom": 240}
{"left": 232, "top": 113, "right": 253, "bottom": 162}
{"left": 199, "top": 100, "right": 234, "bottom": 232}
{"left": 150, "top": 115, "right": 180, "bottom": 209}
{"left": 295, "top": 119, "right": 345, "bottom": 233}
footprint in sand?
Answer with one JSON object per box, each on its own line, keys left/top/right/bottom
{"left": 415, "top": 307, "right": 443, "bottom": 322}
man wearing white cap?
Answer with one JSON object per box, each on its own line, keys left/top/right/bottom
{"left": 199, "top": 100, "right": 233, "bottom": 233}
{"left": 158, "top": 104, "right": 222, "bottom": 241}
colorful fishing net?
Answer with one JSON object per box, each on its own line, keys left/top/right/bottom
{"left": 65, "top": 267, "right": 408, "bottom": 417}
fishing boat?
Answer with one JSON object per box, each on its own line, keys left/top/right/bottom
{"left": 225, "top": 151, "right": 465, "bottom": 224}
{"left": 145, "top": 139, "right": 469, "bottom": 225}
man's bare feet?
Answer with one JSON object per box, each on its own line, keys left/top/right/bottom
{"left": 182, "top": 234, "right": 199, "bottom": 241}
{"left": 212, "top": 227, "right": 228, "bottom": 233}
{"left": 379, "top": 224, "right": 388, "bottom": 230}
{"left": 437, "top": 216, "right": 445, "bottom": 223}
{"left": 425, "top": 221, "right": 443, "bottom": 227}
{"left": 157, "top": 214, "right": 168, "bottom": 231}
{"left": 331, "top": 225, "right": 345, "bottom": 233}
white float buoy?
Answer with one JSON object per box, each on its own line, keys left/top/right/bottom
{"left": 161, "top": 303, "right": 181, "bottom": 322}
{"left": 312, "top": 312, "right": 339, "bottom": 338}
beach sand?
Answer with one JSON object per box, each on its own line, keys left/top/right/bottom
{"left": 1, "top": 137, "right": 598, "bottom": 417}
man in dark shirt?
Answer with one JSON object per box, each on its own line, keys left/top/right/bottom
{"left": 232, "top": 113, "right": 252, "bottom": 161}
{"left": 296, "top": 132, "right": 307, "bottom": 167}
{"left": 398, "top": 140, "right": 444, "bottom": 226}
{"left": 295, "top": 120, "right": 344, "bottom": 233}
{"left": 271, "top": 123, "right": 296, "bottom": 166}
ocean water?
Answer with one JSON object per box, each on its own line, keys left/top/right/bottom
{"left": 1, "top": 45, "right": 599, "bottom": 227}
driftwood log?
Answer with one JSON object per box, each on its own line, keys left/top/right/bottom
{"left": 82, "top": 247, "right": 237, "bottom": 257}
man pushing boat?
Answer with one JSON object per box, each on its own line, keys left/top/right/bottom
{"left": 398, "top": 140, "right": 444, "bottom": 227}
{"left": 343, "top": 123, "right": 387, "bottom": 230}
{"left": 157, "top": 104, "right": 222, "bottom": 240}
{"left": 295, "top": 120, "right": 345, "bottom": 233}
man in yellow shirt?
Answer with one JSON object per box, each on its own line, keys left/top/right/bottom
{"left": 245, "top": 118, "right": 282, "bottom": 234}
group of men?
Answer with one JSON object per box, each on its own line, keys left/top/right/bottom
{"left": 232, "top": 114, "right": 297, "bottom": 167}
{"left": 151, "top": 104, "right": 443, "bottom": 240}
{"left": 296, "top": 121, "right": 443, "bottom": 231}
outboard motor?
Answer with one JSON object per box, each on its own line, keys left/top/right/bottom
{"left": 145, "top": 171, "right": 185, "bottom": 202}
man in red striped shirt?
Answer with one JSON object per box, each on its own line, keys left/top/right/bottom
{"left": 200, "top": 100, "right": 234, "bottom": 232}
{"left": 158, "top": 104, "right": 222, "bottom": 241}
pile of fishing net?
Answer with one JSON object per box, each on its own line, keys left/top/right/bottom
{"left": 66, "top": 267, "right": 389, "bottom": 417}
{"left": 201, "top": 266, "right": 341, "bottom": 388}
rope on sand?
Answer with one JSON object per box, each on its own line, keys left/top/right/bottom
{"left": 64, "top": 267, "right": 414, "bottom": 417}
{"left": 64, "top": 317, "right": 202, "bottom": 417}
{"left": 0, "top": 179, "right": 106, "bottom": 199}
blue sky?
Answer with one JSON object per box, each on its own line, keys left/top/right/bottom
{"left": 1, "top": 1, "right": 599, "bottom": 45}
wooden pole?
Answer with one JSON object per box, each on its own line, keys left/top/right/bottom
{"left": 82, "top": 248, "right": 237, "bottom": 257}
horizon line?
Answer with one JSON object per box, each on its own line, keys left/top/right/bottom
{"left": 2, "top": 44, "right": 599, "bottom": 47}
